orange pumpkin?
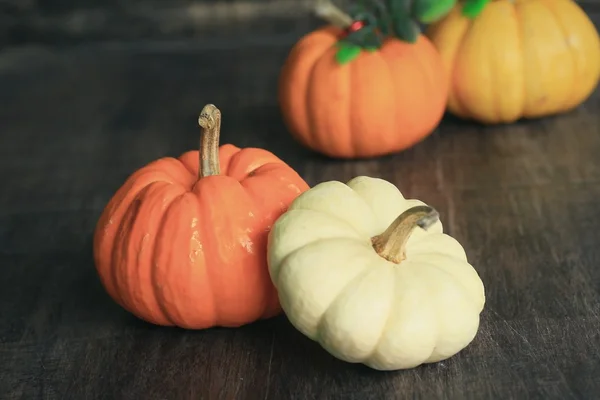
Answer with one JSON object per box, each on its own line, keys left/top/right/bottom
{"left": 278, "top": 26, "right": 449, "bottom": 159}
{"left": 426, "top": 0, "right": 600, "bottom": 124}
{"left": 93, "top": 104, "right": 309, "bottom": 329}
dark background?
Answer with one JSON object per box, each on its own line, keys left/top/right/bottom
{"left": 1, "top": 1, "right": 600, "bottom": 399}
{"left": 3, "top": 0, "right": 600, "bottom": 46}
{"left": 2, "top": 0, "right": 319, "bottom": 47}
{"left": 3, "top": 0, "right": 599, "bottom": 46}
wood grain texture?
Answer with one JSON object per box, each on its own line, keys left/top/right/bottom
{"left": 1, "top": 11, "right": 600, "bottom": 399}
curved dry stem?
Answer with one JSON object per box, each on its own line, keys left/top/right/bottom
{"left": 198, "top": 104, "right": 222, "bottom": 178}
{"left": 315, "top": 0, "right": 353, "bottom": 28}
{"left": 371, "top": 205, "right": 439, "bottom": 263}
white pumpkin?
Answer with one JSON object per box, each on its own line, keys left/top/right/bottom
{"left": 267, "top": 176, "right": 485, "bottom": 371}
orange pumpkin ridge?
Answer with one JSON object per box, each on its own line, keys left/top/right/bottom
{"left": 93, "top": 104, "right": 309, "bottom": 329}
{"left": 278, "top": 1, "right": 449, "bottom": 159}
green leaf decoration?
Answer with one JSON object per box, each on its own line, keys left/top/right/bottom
{"left": 362, "top": 31, "right": 383, "bottom": 49}
{"left": 346, "top": 25, "right": 382, "bottom": 49}
{"left": 328, "top": 0, "right": 460, "bottom": 50}
{"left": 412, "top": 0, "right": 457, "bottom": 24}
{"left": 387, "top": 0, "right": 411, "bottom": 16}
{"left": 364, "top": 0, "right": 391, "bottom": 35}
{"left": 392, "top": 12, "right": 421, "bottom": 43}
{"left": 336, "top": 41, "right": 362, "bottom": 65}
{"left": 348, "top": 1, "right": 383, "bottom": 32}
{"left": 462, "top": 0, "right": 490, "bottom": 18}
{"left": 348, "top": 2, "right": 369, "bottom": 18}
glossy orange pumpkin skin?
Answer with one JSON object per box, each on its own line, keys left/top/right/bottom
{"left": 93, "top": 144, "right": 309, "bottom": 329}
{"left": 279, "top": 26, "right": 449, "bottom": 159}
{"left": 426, "top": 0, "right": 600, "bottom": 123}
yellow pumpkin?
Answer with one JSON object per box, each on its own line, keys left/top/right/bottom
{"left": 426, "top": 0, "right": 600, "bottom": 124}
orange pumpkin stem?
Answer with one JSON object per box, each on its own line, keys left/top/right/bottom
{"left": 371, "top": 205, "right": 439, "bottom": 263}
{"left": 198, "top": 104, "right": 222, "bottom": 178}
{"left": 315, "top": 0, "right": 353, "bottom": 29}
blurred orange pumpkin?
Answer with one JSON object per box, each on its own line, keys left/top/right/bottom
{"left": 93, "top": 104, "right": 309, "bottom": 329}
{"left": 426, "top": 0, "right": 600, "bottom": 124}
{"left": 278, "top": 25, "right": 449, "bottom": 159}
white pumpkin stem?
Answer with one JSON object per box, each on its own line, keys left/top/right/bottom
{"left": 198, "top": 104, "right": 222, "bottom": 178}
{"left": 315, "top": 0, "right": 353, "bottom": 29}
{"left": 371, "top": 205, "right": 439, "bottom": 263}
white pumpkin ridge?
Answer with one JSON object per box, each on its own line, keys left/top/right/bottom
{"left": 267, "top": 176, "right": 486, "bottom": 371}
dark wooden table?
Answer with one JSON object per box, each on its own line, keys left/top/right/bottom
{"left": 1, "top": 6, "right": 600, "bottom": 399}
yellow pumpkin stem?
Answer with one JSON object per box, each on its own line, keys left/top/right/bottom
{"left": 315, "top": 0, "right": 353, "bottom": 29}
{"left": 371, "top": 205, "right": 439, "bottom": 264}
{"left": 198, "top": 104, "right": 222, "bottom": 178}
